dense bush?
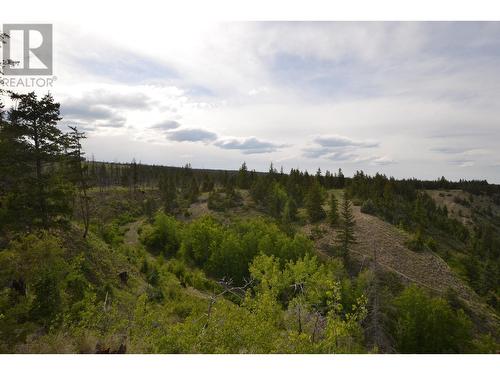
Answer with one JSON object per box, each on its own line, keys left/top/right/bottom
{"left": 159, "top": 254, "right": 367, "bottom": 354}
{"left": 405, "top": 229, "right": 437, "bottom": 253}
{"left": 360, "top": 199, "right": 376, "bottom": 215}
{"left": 391, "top": 285, "right": 472, "bottom": 353}
{"left": 207, "top": 189, "right": 242, "bottom": 211}
{"left": 140, "top": 212, "right": 181, "bottom": 256}
{"left": 176, "top": 216, "right": 313, "bottom": 283}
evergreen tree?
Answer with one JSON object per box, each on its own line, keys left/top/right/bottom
{"left": 237, "top": 162, "right": 250, "bottom": 189}
{"left": 5, "top": 92, "right": 71, "bottom": 228}
{"left": 200, "top": 173, "right": 214, "bottom": 192}
{"left": 250, "top": 175, "right": 268, "bottom": 205}
{"left": 337, "top": 168, "right": 345, "bottom": 188}
{"left": 159, "top": 175, "right": 177, "bottom": 213}
{"left": 188, "top": 177, "right": 199, "bottom": 203}
{"left": 267, "top": 182, "right": 287, "bottom": 218}
{"left": 282, "top": 197, "right": 297, "bottom": 224}
{"left": 305, "top": 181, "right": 326, "bottom": 222}
{"left": 131, "top": 158, "right": 139, "bottom": 192}
{"left": 336, "top": 192, "right": 356, "bottom": 262}
{"left": 328, "top": 192, "right": 339, "bottom": 226}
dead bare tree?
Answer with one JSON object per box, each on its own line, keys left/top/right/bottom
{"left": 310, "top": 309, "right": 329, "bottom": 344}
{"left": 68, "top": 125, "right": 91, "bottom": 238}
{"left": 291, "top": 281, "right": 307, "bottom": 334}
{"left": 203, "top": 277, "right": 255, "bottom": 329}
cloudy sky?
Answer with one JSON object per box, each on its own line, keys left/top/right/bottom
{"left": 5, "top": 20, "right": 500, "bottom": 182}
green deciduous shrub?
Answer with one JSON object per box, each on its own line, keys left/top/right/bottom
{"left": 140, "top": 212, "right": 181, "bottom": 257}
{"left": 392, "top": 285, "right": 472, "bottom": 353}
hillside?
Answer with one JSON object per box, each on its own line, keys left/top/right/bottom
{"left": 303, "top": 204, "right": 499, "bottom": 334}
{"left": 1, "top": 135, "right": 499, "bottom": 354}
{"left": 426, "top": 189, "right": 500, "bottom": 228}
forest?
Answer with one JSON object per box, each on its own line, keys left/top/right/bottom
{"left": 0, "top": 88, "right": 499, "bottom": 354}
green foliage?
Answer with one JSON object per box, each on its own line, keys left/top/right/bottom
{"left": 175, "top": 216, "right": 313, "bottom": 283}
{"left": 159, "top": 294, "right": 282, "bottom": 353}
{"left": 405, "top": 228, "right": 437, "bottom": 253}
{"left": 30, "top": 270, "right": 62, "bottom": 327}
{"left": 207, "top": 189, "right": 242, "bottom": 211}
{"left": 305, "top": 181, "right": 326, "bottom": 223}
{"left": 267, "top": 182, "right": 288, "bottom": 218}
{"left": 0, "top": 233, "right": 69, "bottom": 345}
{"left": 179, "top": 216, "right": 224, "bottom": 267}
{"left": 159, "top": 254, "right": 367, "bottom": 353}
{"left": 328, "top": 193, "right": 339, "bottom": 226}
{"left": 187, "top": 177, "right": 200, "bottom": 203}
{"left": 96, "top": 221, "right": 124, "bottom": 247}
{"left": 282, "top": 198, "right": 298, "bottom": 225}
{"left": 0, "top": 193, "right": 493, "bottom": 354}
{"left": 360, "top": 199, "right": 376, "bottom": 215}
{"left": 336, "top": 193, "right": 356, "bottom": 261}
{"left": 140, "top": 212, "right": 181, "bottom": 256}
{"left": 0, "top": 232, "right": 67, "bottom": 288}
{"left": 164, "top": 259, "right": 214, "bottom": 291}
{"left": 159, "top": 175, "right": 177, "bottom": 213}
{"left": 236, "top": 162, "right": 251, "bottom": 189}
{"left": 405, "top": 228, "right": 426, "bottom": 252}
{"left": 207, "top": 190, "right": 225, "bottom": 211}
{"left": 471, "top": 334, "right": 499, "bottom": 354}
{"left": 0, "top": 97, "right": 498, "bottom": 354}
{"left": 346, "top": 172, "right": 470, "bottom": 241}
{"left": 392, "top": 285, "right": 473, "bottom": 353}
{"left": 1, "top": 92, "right": 74, "bottom": 229}
{"left": 200, "top": 173, "right": 214, "bottom": 192}
{"left": 206, "top": 232, "right": 249, "bottom": 282}
{"left": 142, "top": 197, "right": 157, "bottom": 221}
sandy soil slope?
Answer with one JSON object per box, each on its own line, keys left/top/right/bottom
{"left": 304, "top": 206, "right": 477, "bottom": 300}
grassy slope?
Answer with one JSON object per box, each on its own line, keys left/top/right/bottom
{"left": 293, "top": 188, "right": 497, "bottom": 336}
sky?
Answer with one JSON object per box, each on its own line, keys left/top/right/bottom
{"left": 3, "top": 19, "right": 500, "bottom": 182}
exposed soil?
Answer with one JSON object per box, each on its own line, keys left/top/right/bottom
{"left": 124, "top": 219, "right": 144, "bottom": 246}
{"left": 426, "top": 189, "right": 500, "bottom": 228}
{"left": 304, "top": 206, "right": 477, "bottom": 301}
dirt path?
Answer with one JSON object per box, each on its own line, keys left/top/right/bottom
{"left": 124, "top": 219, "right": 144, "bottom": 246}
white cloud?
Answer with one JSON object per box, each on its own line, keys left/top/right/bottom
{"left": 314, "top": 134, "right": 379, "bottom": 148}
{"left": 215, "top": 136, "right": 286, "bottom": 154}
{"left": 6, "top": 20, "right": 500, "bottom": 182}
{"left": 166, "top": 128, "right": 218, "bottom": 143}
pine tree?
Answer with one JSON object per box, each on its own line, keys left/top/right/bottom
{"left": 336, "top": 192, "right": 356, "bottom": 262}
{"left": 337, "top": 168, "right": 345, "bottom": 188}
{"left": 200, "top": 173, "right": 214, "bottom": 192}
{"left": 305, "top": 181, "right": 326, "bottom": 223}
{"left": 188, "top": 177, "right": 199, "bottom": 203}
{"left": 160, "top": 175, "right": 177, "bottom": 213}
{"left": 131, "top": 158, "right": 139, "bottom": 192}
{"left": 267, "top": 182, "right": 287, "bottom": 218}
{"left": 237, "top": 162, "right": 250, "bottom": 189}
{"left": 282, "top": 198, "right": 297, "bottom": 224}
{"left": 328, "top": 192, "right": 339, "bottom": 226}
{"left": 6, "top": 92, "right": 70, "bottom": 228}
